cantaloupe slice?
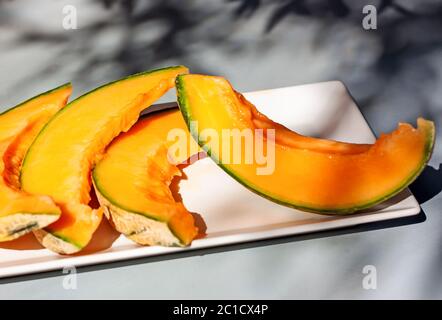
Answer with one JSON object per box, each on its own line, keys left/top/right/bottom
{"left": 0, "top": 84, "right": 71, "bottom": 241}
{"left": 21, "top": 66, "right": 188, "bottom": 254}
{"left": 176, "top": 74, "right": 435, "bottom": 214}
{"left": 93, "top": 109, "right": 200, "bottom": 246}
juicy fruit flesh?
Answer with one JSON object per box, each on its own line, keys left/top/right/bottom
{"left": 21, "top": 66, "right": 189, "bottom": 251}
{"left": 0, "top": 84, "right": 71, "bottom": 240}
{"left": 176, "top": 74, "right": 435, "bottom": 213}
{"left": 238, "top": 93, "right": 372, "bottom": 155}
{"left": 93, "top": 109, "right": 199, "bottom": 245}
{"left": 0, "top": 124, "right": 61, "bottom": 217}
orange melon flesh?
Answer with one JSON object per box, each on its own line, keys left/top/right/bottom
{"left": 0, "top": 85, "right": 70, "bottom": 142}
{"left": 93, "top": 109, "right": 199, "bottom": 246}
{"left": 0, "top": 84, "right": 71, "bottom": 241}
{"left": 176, "top": 74, "right": 435, "bottom": 213}
{"left": 21, "top": 66, "right": 188, "bottom": 253}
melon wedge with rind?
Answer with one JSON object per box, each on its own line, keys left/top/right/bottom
{"left": 0, "top": 84, "right": 72, "bottom": 241}
{"left": 93, "top": 109, "right": 200, "bottom": 247}
{"left": 21, "top": 66, "right": 189, "bottom": 253}
{"left": 176, "top": 74, "right": 435, "bottom": 214}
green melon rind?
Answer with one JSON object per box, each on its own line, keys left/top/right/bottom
{"left": 93, "top": 178, "right": 184, "bottom": 247}
{"left": 0, "top": 212, "right": 60, "bottom": 242}
{"left": 0, "top": 83, "right": 72, "bottom": 117}
{"left": 175, "top": 75, "right": 435, "bottom": 215}
{"left": 92, "top": 167, "right": 185, "bottom": 246}
{"left": 33, "top": 229, "right": 82, "bottom": 254}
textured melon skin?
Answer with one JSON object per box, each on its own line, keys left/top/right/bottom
{"left": 176, "top": 75, "right": 435, "bottom": 214}
{"left": 21, "top": 66, "right": 188, "bottom": 254}
{"left": 33, "top": 229, "right": 80, "bottom": 254}
{"left": 0, "top": 213, "right": 59, "bottom": 242}
{"left": 0, "top": 84, "right": 72, "bottom": 241}
{"left": 94, "top": 185, "right": 183, "bottom": 247}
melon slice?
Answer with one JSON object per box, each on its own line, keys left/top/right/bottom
{"left": 176, "top": 74, "right": 435, "bottom": 214}
{"left": 21, "top": 66, "right": 188, "bottom": 253}
{"left": 0, "top": 84, "right": 71, "bottom": 241}
{"left": 93, "top": 109, "right": 200, "bottom": 246}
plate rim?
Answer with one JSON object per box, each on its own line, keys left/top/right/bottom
{"left": 0, "top": 80, "right": 421, "bottom": 279}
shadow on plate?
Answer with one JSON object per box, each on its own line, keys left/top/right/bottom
{"left": 0, "top": 217, "right": 120, "bottom": 254}
{"left": 0, "top": 188, "right": 121, "bottom": 253}
{"left": 0, "top": 205, "right": 426, "bottom": 285}
{"left": 1, "top": 164, "right": 437, "bottom": 284}
{"left": 0, "top": 232, "right": 43, "bottom": 251}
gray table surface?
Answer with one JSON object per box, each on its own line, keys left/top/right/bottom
{"left": 0, "top": 0, "right": 441, "bottom": 299}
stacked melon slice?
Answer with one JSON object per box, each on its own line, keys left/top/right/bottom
{"left": 0, "top": 68, "right": 435, "bottom": 254}
{"left": 0, "top": 84, "right": 71, "bottom": 242}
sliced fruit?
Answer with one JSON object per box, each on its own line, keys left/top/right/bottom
{"left": 176, "top": 74, "right": 435, "bottom": 214}
{"left": 21, "top": 66, "right": 188, "bottom": 253}
{"left": 93, "top": 109, "right": 200, "bottom": 246}
{"left": 0, "top": 84, "right": 72, "bottom": 241}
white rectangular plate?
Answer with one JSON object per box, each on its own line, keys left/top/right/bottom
{"left": 0, "top": 81, "right": 420, "bottom": 278}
